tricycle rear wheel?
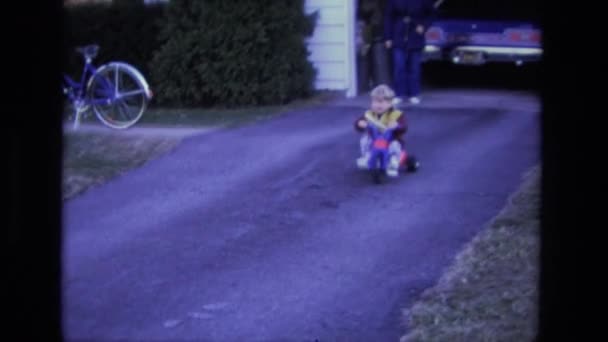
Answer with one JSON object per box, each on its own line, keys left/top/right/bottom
{"left": 406, "top": 155, "right": 420, "bottom": 172}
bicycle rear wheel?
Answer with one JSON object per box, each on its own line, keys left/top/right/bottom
{"left": 87, "top": 62, "right": 151, "bottom": 129}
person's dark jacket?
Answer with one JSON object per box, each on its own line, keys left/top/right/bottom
{"left": 383, "top": 0, "right": 437, "bottom": 50}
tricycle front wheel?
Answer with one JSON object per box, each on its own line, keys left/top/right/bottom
{"left": 372, "top": 169, "right": 383, "bottom": 184}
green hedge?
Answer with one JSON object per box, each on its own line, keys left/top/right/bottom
{"left": 149, "top": 0, "right": 318, "bottom": 107}
{"left": 63, "top": 0, "right": 165, "bottom": 80}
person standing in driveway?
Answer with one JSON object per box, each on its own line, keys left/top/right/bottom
{"left": 384, "top": 0, "right": 437, "bottom": 105}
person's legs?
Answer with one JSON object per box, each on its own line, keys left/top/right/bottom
{"left": 406, "top": 50, "right": 422, "bottom": 101}
{"left": 392, "top": 47, "right": 407, "bottom": 99}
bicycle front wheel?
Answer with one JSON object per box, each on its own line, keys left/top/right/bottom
{"left": 87, "top": 62, "right": 152, "bottom": 129}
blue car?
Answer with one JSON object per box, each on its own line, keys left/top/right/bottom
{"left": 423, "top": 0, "right": 542, "bottom": 66}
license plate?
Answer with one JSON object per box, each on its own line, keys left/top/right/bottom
{"left": 461, "top": 52, "right": 483, "bottom": 64}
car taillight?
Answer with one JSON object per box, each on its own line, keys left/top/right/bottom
{"left": 529, "top": 31, "right": 541, "bottom": 43}
{"left": 425, "top": 27, "right": 444, "bottom": 43}
{"left": 509, "top": 32, "right": 523, "bottom": 42}
{"left": 505, "top": 29, "right": 542, "bottom": 43}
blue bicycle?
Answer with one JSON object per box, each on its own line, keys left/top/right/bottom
{"left": 62, "top": 44, "right": 153, "bottom": 130}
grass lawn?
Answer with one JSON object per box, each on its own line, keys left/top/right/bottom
{"left": 62, "top": 133, "right": 180, "bottom": 200}
{"left": 400, "top": 165, "right": 541, "bottom": 342}
{"left": 64, "top": 90, "right": 341, "bottom": 128}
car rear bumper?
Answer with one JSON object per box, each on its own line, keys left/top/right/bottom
{"left": 423, "top": 45, "right": 543, "bottom": 65}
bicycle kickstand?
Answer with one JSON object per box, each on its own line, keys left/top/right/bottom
{"left": 73, "top": 106, "right": 83, "bottom": 130}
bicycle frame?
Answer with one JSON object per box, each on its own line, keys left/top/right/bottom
{"left": 63, "top": 60, "right": 94, "bottom": 102}
{"left": 62, "top": 59, "right": 114, "bottom": 106}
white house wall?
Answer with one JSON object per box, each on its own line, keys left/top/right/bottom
{"left": 305, "top": 0, "right": 356, "bottom": 97}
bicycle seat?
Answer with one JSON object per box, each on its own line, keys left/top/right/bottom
{"left": 75, "top": 44, "right": 100, "bottom": 59}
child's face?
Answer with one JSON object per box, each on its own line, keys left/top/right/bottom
{"left": 371, "top": 96, "right": 392, "bottom": 114}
